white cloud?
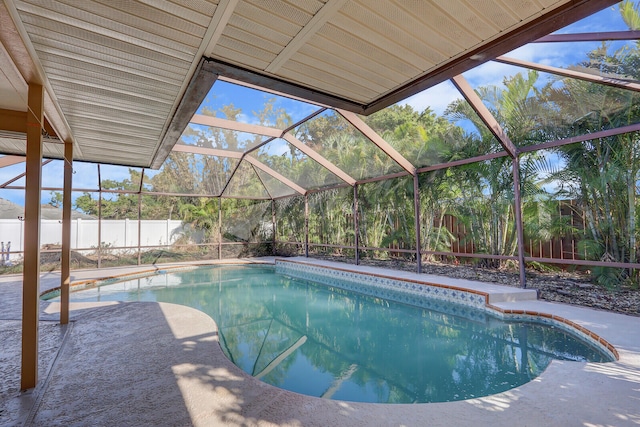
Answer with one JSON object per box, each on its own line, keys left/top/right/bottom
{"left": 462, "top": 61, "right": 517, "bottom": 89}
{"left": 402, "top": 80, "right": 462, "bottom": 116}
{"left": 236, "top": 112, "right": 254, "bottom": 124}
{"left": 506, "top": 41, "right": 604, "bottom": 69}
{"left": 262, "top": 139, "right": 290, "bottom": 157}
{"left": 507, "top": 43, "right": 564, "bottom": 63}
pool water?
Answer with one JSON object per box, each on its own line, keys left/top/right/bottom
{"left": 62, "top": 265, "right": 612, "bottom": 403}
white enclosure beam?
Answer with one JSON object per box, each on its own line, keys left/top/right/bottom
{"left": 282, "top": 133, "right": 356, "bottom": 186}
{"left": 451, "top": 75, "right": 518, "bottom": 158}
{"left": 244, "top": 155, "right": 306, "bottom": 195}
{"left": 495, "top": 56, "right": 640, "bottom": 93}
{"left": 337, "top": 109, "right": 416, "bottom": 174}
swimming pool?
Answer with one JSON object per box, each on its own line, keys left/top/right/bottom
{"left": 54, "top": 263, "right": 614, "bottom": 404}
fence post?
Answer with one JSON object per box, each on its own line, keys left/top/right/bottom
{"left": 75, "top": 218, "right": 85, "bottom": 249}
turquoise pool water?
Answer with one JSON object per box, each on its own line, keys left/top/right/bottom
{"left": 61, "top": 265, "right": 612, "bottom": 403}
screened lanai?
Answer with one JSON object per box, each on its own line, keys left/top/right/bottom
{"left": 4, "top": 5, "right": 640, "bottom": 279}
{"left": 2, "top": 0, "right": 640, "bottom": 393}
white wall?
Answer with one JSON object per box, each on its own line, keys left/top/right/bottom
{"left": 0, "top": 219, "right": 185, "bottom": 259}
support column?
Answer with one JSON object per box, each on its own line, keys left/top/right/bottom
{"left": 60, "top": 141, "right": 73, "bottom": 325}
{"left": 353, "top": 185, "right": 359, "bottom": 265}
{"left": 304, "top": 194, "right": 309, "bottom": 258}
{"left": 413, "top": 174, "right": 422, "bottom": 274}
{"left": 513, "top": 156, "right": 527, "bottom": 288}
{"left": 21, "top": 82, "right": 44, "bottom": 390}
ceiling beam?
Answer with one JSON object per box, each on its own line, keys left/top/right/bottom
{"left": 337, "top": 109, "right": 416, "bottom": 174}
{"left": 518, "top": 122, "right": 640, "bottom": 153}
{"left": 203, "top": 0, "right": 241, "bottom": 56}
{"left": 494, "top": 56, "right": 640, "bottom": 92}
{"left": 282, "top": 133, "right": 356, "bottom": 186}
{"left": 0, "top": 109, "right": 28, "bottom": 133}
{"left": 172, "top": 143, "right": 243, "bottom": 159}
{"left": 205, "top": 0, "right": 620, "bottom": 116}
{"left": 244, "top": 155, "right": 306, "bottom": 195}
{"left": 535, "top": 31, "right": 640, "bottom": 43}
{"left": 172, "top": 143, "right": 305, "bottom": 195}
{"left": 265, "top": 0, "right": 348, "bottom": 73}
{"left": 451, "top": 75, "right": 518, "bottom": 158}
{"left": 0, "top": 155, "right": 25, "bottom": 168}
{"left": 0, "top": 109, "right": 58, "bottom": 140}
{"left": 188, "top": 114, "right": 356, "bottom": 186}
{"left": 190, "top": 114, "right": 282, "bottom": 138}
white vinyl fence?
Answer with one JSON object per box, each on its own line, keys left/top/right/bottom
{"left": 0, "top": 219, "right": 185, "bottom": 261}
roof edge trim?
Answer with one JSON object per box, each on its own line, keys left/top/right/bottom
{"left": 150, "top": 58, "right": 218, "bottom": 169}
{"left": 202, "top": 58, "right": 366, "bottom": 115}
{"left": 362, "top": 0, "right": 620, "bottom": 115}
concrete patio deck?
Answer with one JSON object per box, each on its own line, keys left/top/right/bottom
{"left": 1, "top": 257, "right": 639, "bottom": 426}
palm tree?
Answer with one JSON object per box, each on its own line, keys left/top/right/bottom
{"left": 443, "top": 70, "right": 553, "bottom": 266}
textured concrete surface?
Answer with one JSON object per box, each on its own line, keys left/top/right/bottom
{"left": 1, "top": 257, "right": 639, "bottom": 426}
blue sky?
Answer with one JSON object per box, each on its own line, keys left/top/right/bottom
{"left": 0, "top": 160, "right": 141, "bottom": 207}
{"left": 197, "top": 79, "right": 321, "bottom": 127}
